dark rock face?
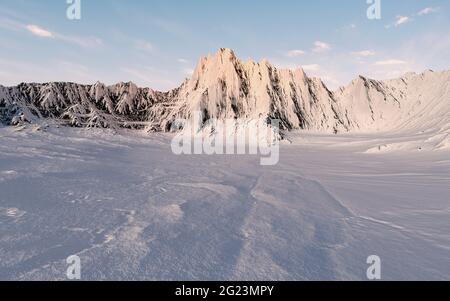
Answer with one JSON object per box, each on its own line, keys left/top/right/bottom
{"left": 0, "top": 82, "right": 168, "bottom": 129}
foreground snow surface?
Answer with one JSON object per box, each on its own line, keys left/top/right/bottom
{"left": 0, "top": 126, "right": 449, "bottom": 280}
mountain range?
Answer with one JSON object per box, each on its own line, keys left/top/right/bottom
{"left": 1, "top": 48, "right": 449, "bottom": 136}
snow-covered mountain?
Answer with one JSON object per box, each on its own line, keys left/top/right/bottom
{"left": 335, "top": 70, "right": 450, "bottom": 133}
{"left": 1, "top": 48, "right": 449, "bottom": 137}
{"left": 0, "top": 81, "right": 167, "bottom": 129}
{"left": 156, "top": 48, "right": 349, "bottom": 133}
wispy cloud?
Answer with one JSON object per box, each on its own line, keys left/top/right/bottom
{"left": 302, "top": 64, "right": 320, "bottom": 71}
{"left": 0, "top": 16, "right": 23, "bottom": 32}
{"left": 286, "top": 50, "right": 305, "bottom": 57}
{"left": 387, "top": 7, "right": 439, "bottom": 29}
{"left": 312, "top": 41, "right": 331, "bottom": 53}
{"left": 1, "top": 16, "right": 102, "bottom": 49}
{"left": 418, "top": 7, "right": 439, "bottom": 16}
{"left": 58, "top": 35, "right": 103, "bottom": 48}
{"left": 335, "top": 23, "right": 357, "bottom": 33}
{"left": 134, "top": 40, "right": 153, "bottom": 52}
{"left": 374, "top": 59, "right": 407, "bottom": 66}
{"left": 395, "top": 16, "right": 411, "bottom": 27}
{"left": 385, "top": 15, "right": 411, "bottom": 29}
{"left": 344, "top": 24, "right": 357, "bottom": 30}
{"left": 351, "top": 50, "right": 376, "bottom": 57}
{"left": 25, "top": 24, "right": 54, "bottom": 38}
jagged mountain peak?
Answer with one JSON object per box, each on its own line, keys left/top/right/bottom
{"left": 216, "top": 47, "right": 237, "bottom": 60}
{"left": 169, "top": 48, "right": 349, "bottom": 132}
{"left": 1, "top": 49, "right": 449, "bottom": 136}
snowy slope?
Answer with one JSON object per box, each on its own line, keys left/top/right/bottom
{"left": 335, "top": 70, "right": 450, "bottom": 150}
{"left": 1, "top": 49, "right": 449, "bottom": 281}
{"left": 0, "top": 127, "right": 449, "bottom": 280}
{"left": 385, "top": 70, "right": 450, "bottom": 134}
{"left": 335, "top": 70, "right": 450, "bottom": 133}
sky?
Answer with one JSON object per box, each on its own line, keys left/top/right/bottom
{"left": 0, "top": 0, "right": 449, "bottom": 91}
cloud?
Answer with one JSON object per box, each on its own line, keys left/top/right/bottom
{"left": 335, "top": 23, "right": 357, "bottom": 33}
{"left": 312, "top": 41, "right": 331, "bottom": 53}
{"left": 58, "top": 35, "right": 103, "bottom": 48}
{"left": 418, "top": 7, "right": 439, "bottom": 16}
{"left": 344, "top": 24, "right": 357, "bottom": 30}
{"left": 135, "top": 40, "right": 153, "bottom": 52}
{"left": 286, "top": 50, "right": 305, "bottom": 57}
{"left": 0, "top": 16, "right": 23, "bottom": 32}
{"left": 351, "top": 50, "right": 376, "bottom": 57}
{"left": 374, "top": 59, "right": 407, "bottom": 66}
{"left": 395, "top": 16, "right": 411, "bottom": 27}
{"left": 302, "top": 64, "right": 320, "bottom": 71}
{"left": 387, "top": 7, "right": 438, "bottom": 29}
{"left": 25, "top": 24, "right": 54, "bottom": 38}
{"left": 1, "top": 16, "right": 102, "bottom": 48}
{"left": 177, "top": 58, "right": 189, "bottom": 64}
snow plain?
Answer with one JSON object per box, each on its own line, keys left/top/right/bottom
{"left": 0, "top": 125, "right": 449, "bottom": 280}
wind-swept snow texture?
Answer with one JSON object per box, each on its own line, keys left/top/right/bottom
{"left": 1, "top": 48, "right": 449, "bottom": 280}
{"left": 0, "top": 127, "right": 449, "bottom": 280}
{"left": 335, "top": 70, "right": 450, "bottom": 134}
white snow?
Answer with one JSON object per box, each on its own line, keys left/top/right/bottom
{"left": 168, "top": 48, "right": 347, "bottom": 133}
{"left": 0, "top": 126, "right": 448, "bottom": 280}
{"left": 1, "top": 49, "right": 449, "bottom": 281}
{"left": 335, "top": 70, "right": 450, "bottom": 134}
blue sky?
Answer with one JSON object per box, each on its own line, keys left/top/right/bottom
{"left": 0, "top": 0, "right": 449, "bottom": 90}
